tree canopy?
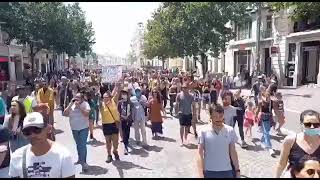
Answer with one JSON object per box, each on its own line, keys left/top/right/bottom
{"left": 0, "top": 2, "right": 95, "bottom": 57}
{"left": 143, "top": 2, "right": 250, "bottom": 76}
{"left": 269, "top": 2, "right": 320, "bottom": 21}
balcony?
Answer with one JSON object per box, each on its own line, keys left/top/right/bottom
{"left": 261, "top": 29, "right": 272, "bottom": 39}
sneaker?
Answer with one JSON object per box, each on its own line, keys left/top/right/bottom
{"left": 82, "top": 163, "right": 89, "bottom": 172}
{"left": 241, "top": 141, "right": 248, "bottom": 148}
{"left": 90, "top": 134, "right": 93, "bottom": 140}
{"left": 124, "top": 146, "right": 129, "bottom": 155}
{"left": 269, "top": 149, "right": 275, "bottom": 156}
{"left": 114, "top": 152, "right": 120, "bottom": 161}
{"left": 106, "top": 155, "right": 113, "bottom": 163}
{"left": 261, "top": 143, "right": 266, "bottom": 149}
{"left": 136, "top": 141, "right": 142, "bottom": 146}
{"left": 74, "top": 160, "right": 81, "bottom": 165}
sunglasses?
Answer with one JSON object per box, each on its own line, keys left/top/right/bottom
{"left": 22, "top": 127, "right": 43, "bottom": 136}
{"left": 306, "top": 169, "right": 320, "bottom": 177}
{"left": 303, "top": 122, "right": 320, "bottom": 128}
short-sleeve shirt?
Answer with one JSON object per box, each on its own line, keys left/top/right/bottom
{"left": 68, "top": 101, "right": 90, "bottom": 130}
{"left": 9, "top": 143, "right": 75, "bottom": 178}
{"left": 223, "top": 105, "right": 238, "bottom": 126}
{"left": 198, "top": 125, "right": 238, "bottom": 171}
{"left": 177, "top": 92, "right": 194, "bottom": 115}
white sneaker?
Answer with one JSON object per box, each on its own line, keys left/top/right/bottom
{"left": 269, "top": 149, "right": 275, "bottom": 156}
{"left": 261, "top": 143, "right": 266, "bottom": 149}
{"left": 82, "top": 163, "right": 89, "bottom": 172}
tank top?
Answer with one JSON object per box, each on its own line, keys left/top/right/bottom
{"left": 288, "top": 135, "right": 320, "bottom": 169}
{"left": 261, "top": 101, "right": 272, "bottom": 113}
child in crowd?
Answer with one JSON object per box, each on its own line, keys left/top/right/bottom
{"left": 244, "top": 101, "right": 255, "bottom": 138}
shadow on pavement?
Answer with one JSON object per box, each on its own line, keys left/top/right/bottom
{"left": 129, "top": 147, "right": 149, "bottom": 157}
{"left": 112, "top": 160, "right": 152, "bottom": 178}
{"left": 283, "top": 93, "right": 312, "bottom": 98}
{"left": 152, "top": 136, "right": 177, "bottom": 143}
{"left": 183, "top": 143, "right": 198, "bottom": 150}
{"left": 54, "top": 129, "right": 64, "bottom": 135}
{"left": 87, "top": 139, "right": 105, "bottom": 147}
{"left": 79, "top": 165, "right": 108, "bottom": 176}
{"left": 244, "top": 144, "right": 264, "bottom": 152}
{"left": 270, "top": 134, "right": 285, "bottom": 143}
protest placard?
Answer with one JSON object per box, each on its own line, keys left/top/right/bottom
{"left": 102, "top": 66, "right": 122, "bottom": 83}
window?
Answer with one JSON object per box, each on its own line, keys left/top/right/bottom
{"left": 266, "top": 16, "right": 272, "bottom": 29}
{"left": 235, "top": 21, "right": 252, "bottom": 41}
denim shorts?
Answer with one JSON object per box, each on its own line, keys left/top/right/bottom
{"left": 203, "top": 170, "right": 234, "bottom": 178}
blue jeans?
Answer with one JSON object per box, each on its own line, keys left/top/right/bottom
{"left": 203, "top": 170, "right": 234, "bottom": 178}
{"left": 261, "top": 114, "right": 272, "bottom": 149}
{"left": 72, "top": 128, "right": 89, "bottom": 164}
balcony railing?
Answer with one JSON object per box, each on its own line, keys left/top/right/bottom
{"left": 261, "top": 29, "right": 272, "bottom": 39}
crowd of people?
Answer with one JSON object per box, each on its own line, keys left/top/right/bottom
{"left": 0, "top": 67, "right": 318, "bottom": 178}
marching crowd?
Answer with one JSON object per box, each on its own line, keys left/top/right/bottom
{"left": 0, "top": 68, "right": 319, "bottom": 178}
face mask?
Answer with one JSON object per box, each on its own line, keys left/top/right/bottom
{"left": 136, "top": 91, "right": 141, "bottom": 98}
{"left": 304, "top": 128, "right": 320, "bottom": 136}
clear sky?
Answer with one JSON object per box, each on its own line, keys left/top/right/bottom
{"left": 79, "top": 2, "right": 161, "bottom": 58}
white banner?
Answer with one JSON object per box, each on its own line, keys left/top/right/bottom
{"left": 102, "top": 66, "right": 122, "bottom": 83}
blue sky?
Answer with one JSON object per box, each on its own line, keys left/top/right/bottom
{"left": 79, "top": 2, "right": 161, "bottom": 58}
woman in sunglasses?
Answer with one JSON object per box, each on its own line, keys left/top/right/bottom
{"left": 3, "top": 100, "right": 29, "bottom": 153}
{"left": 275, "top": 110, "right": 320, "bottom": 178}
{"left": 290, "top": 155, "right": 319, "bottom": 178}
{"left": 63, "top": 92, "right": 90, "bottom": 172}
{"left": 148, "top": 89, "right": 165, "bottom": 139}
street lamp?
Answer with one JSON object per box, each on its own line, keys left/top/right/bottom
{"left": 0, "top": 22, "right": 7, "bottom": 45}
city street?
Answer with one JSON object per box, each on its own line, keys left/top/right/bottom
{"left": 1, "top": 86, "right": 319, "bottom": 178}
{"left": 0, "top": 107, "right": 286, "bottom": 178}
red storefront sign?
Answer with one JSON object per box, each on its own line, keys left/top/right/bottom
{"left": 0, "top": 57, "right": 9, "bottom": 62}
{"left": 270, "top": 46, "right": 279, "bottom": 54}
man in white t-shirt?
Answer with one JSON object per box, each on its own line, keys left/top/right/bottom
{"left": 9, "top": 112, "right": 75, "bottom": 178}
{"left": 197, "top": 104, "right": 240, "bottom": 178}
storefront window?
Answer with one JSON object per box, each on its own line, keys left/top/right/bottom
{"left": 234, "top": 50, "right": 251, "bottom": 75}
{"left": 288, "top": 43, "right": 296, "bottom": 62}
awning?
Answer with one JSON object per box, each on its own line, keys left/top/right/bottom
{"left": 0, "top": 57, "right": 9, "bottom": 62}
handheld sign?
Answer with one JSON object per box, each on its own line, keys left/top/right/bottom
{"left": 102, "top": 66, "right": 122, "bottom": 83}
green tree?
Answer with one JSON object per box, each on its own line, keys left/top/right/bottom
{"left": 144, "top": 2, "right": 250, "bottom": 77}
{"left": 269, "top": 2, "right": 320, "bottom": 21}
{"left": 0, "top": 2, "right": 95, "bottom": 76}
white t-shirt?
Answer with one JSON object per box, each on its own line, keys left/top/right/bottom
{"left": 69, "top": 101, "right": 90, "bottom": 130}
{"left": 9, "top": 143, "right": 75, "bottom": 178}
{"left": 199, "top": 125, "right": 238, "bottom": 171}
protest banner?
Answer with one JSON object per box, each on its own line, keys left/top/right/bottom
{"left": 102, "top": 66, "right": 122, "bottom": 83}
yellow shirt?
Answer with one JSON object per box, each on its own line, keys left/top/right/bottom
{"left": 37, "top": 88, "right": 54, "bottom": 113}
{"left": 149, "top": 79, "right": 158, "bottom": 90}
{"left": 101, "top": 98, "right": 120, "bottom": 124}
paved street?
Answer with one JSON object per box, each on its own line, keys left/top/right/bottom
{"left": 1, "top": 108, "right": 283, "bottom": 178}
{"left": 1, "top": 86, "right": 318, "bottom": 178}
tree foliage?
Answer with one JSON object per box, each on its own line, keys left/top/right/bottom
{"left": 143, "top": 2, "right": 250, "bottom": 76}
{"left": 0, "top": 2, "right": 95, "bottom": 74}
{"left": 269, "top": 2, "right": 320, "bottom": 21}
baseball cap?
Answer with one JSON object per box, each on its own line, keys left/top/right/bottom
{"left": 135, "top": 87, "right": 141, "bottom": 91}
{"left": 22, "top": 112, "right": 46, "bottom": 130}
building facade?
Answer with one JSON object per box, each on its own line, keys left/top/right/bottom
{"left": 212, "top": 7, "right": 320, "bottom": 88}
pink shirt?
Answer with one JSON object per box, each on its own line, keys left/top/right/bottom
{"left": 245, "top": 109, "right": 255, "bottom": 120}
